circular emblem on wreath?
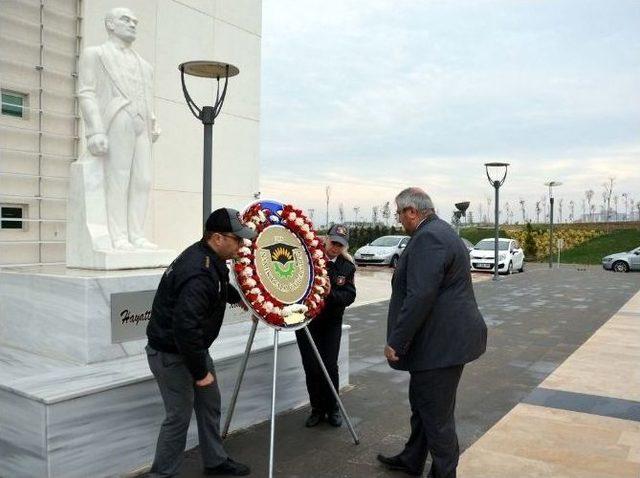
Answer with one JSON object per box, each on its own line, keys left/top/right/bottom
{"left": 233, "top": 200, "right": 330, "bottom": 330}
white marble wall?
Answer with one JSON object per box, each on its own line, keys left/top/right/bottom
{"left": 0, "top": 388, "right": 48, "bottom": 478}
{"left": 0, "top": 266, "right": 164, "bottom": 363}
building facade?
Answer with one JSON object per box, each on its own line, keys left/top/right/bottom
{"left": 0, "top": 0, "right": 262, "bottom": 267}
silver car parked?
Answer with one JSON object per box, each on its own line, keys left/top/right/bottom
{"left": 602, "top": 246, "right": 640, "bottom": 272}
{"left": 354, "top": 235, "right": 410, "bottom": 267}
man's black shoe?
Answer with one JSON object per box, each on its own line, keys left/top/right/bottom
{"left": 305, "top": 410, "right": 324, "bottom": 427}
{"left": 376, "top": 454, "right": 422, "bottom": 476}
{"left": 204, "top": 458, "right": 251, "bottom": 476}
{"left": 327, "top": 410, "right": 342, "bottom": 427}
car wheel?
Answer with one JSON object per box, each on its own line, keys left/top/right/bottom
{"left": 390, "top": 255, "right": 399, "bottom": 268}
{"left": 518, "top": 261, "right": 524, "bottom": 273}
{"left": 613, "top": 261, "right": 629, "bottom": 273}
{"left": 507, "top": 261, "right": 513, "bottom": 275}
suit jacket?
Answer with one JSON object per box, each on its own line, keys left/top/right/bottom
{"left": 386, "top": 215, "right": 487, "bottom": 371}
{"left": 78, "top": 41, "right": 155, "bottom": 139}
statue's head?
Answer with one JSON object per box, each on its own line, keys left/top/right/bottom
{"left": 105, "top": 7, "right": 138, "bottom": 44}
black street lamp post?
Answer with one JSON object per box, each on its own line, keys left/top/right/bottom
{"left": 484, "top": 163, "right": 509, "bottom": 281}
{"left": 179, "top": 61, "right": 239, "bottom": 227}
{"left": 544, "top": 181, "right": 562, "bottom": 269}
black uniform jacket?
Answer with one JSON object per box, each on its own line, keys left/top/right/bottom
{"left": 146, "top": 240, "right": 241, "bottom": 380}
{"left": 386, "top": 215, "right": 487, "bottom": 372}
{"left": 315, "top": 254, "right": 357, "bottom": 324}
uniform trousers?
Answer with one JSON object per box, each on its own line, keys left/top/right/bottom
{"left": 295, "top": 317, "right": 343, "bottom": 413}
{"left": 399, "top": 364, "right": 464, "bottom": 478}
{"left": 146, "top": 345, "right": 227, "bottom": 478}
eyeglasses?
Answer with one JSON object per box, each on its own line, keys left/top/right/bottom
{"left": 394, "top": 207, "right": 410, "bottom": 220}
{"left": 220, "top": 233, "right": 242, "bottom": 244}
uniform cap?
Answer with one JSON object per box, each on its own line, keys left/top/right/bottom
{"left": 327, "top": 224, "right": 349, "bottom": 247}
{"left": 205, "top": 208, "right": 257, "bottom": 240}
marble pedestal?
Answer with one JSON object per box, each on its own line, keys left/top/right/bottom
{"left": 66, "top": 160, "right": 175, "bottom": 270}
{"left": 0, "top": 266, "right": 164, "bottom": 363}
{"left": 0, "top": 267, "right": 351, "bottom": 478}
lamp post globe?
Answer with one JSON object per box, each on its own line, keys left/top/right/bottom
{"left": 484, "top": 163, "right": 509, "bottom": 281}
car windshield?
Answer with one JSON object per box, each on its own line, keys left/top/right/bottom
{"left": 475, "top": 240, "right": 509, "bottom": 251}
{"left": 370, "top": 237, "right": 401, "bottom": 247}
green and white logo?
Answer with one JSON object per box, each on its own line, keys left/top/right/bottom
{"left": 255, "top": 225, "right": 311, "bottom": 305}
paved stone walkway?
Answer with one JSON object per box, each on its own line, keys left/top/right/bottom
{"left": 156, "top": 265, "right": 640, "bottom": 477}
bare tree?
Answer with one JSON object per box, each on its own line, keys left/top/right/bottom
{"left": 308, "top": 208, "right": 315, "bottom": 224}
{"left": 542, "top": 194, "right": 548, "bottom": 220}
{"left": 486, "top": 196, "right": 492, "bottom": 223}
{"left": 381, "top": 201, "right": 391, "bottom": 225}
{"left": 519, "top": 198, "right": 526, "bottom": 223}
{"left": 372, "top": 206, "right": 379, "bottom": 224}
{"left": 630, "top": 199, "right": 635, "bottom": 221}
{"left": 602, "top": 177, "right": 615, "bottom": 222}
{"left": 338, "top": 203, "right": 345, "bottom": 223}
{"left": 535, "top": 201, "right": 541, "bottom": 223}
{"left": 353, "top": 206, "right": 360, "bottom": 223}
{"left": 613, "top": 194, "right": 619, "bottom": 221}
{"left": 585, "top": 189, "right": 594, "bottom": 221}
{"left": 477, "top": 203, "right": 483, "bottom": 225}
{"left": 558, "top": 198, "right": 564, "bottom": 223}
{"left": 637, "top": 202, "right": 640, "bottom": 222}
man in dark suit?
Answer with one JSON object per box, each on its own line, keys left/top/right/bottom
{"left": 377, "top": 187, "right": 487, "bottom": 478}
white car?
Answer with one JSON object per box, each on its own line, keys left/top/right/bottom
{"left": 354, "top": 235, "right": 410, "bottom": 267}
{"left": 470, "top": 238, "right": 525, "bottom": 274}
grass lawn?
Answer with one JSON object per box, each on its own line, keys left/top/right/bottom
{"left": 557, "top": 229, "right": 640, "bottom": 265}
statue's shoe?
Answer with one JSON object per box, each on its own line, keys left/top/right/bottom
{"left": 113, "top": 239, "right": 135, "bottom": 251}
{"left": 132, "top": 238, "right": 159, "bottom": 250}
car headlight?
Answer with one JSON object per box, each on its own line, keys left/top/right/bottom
{"left": 602, "top": 257, "right": 613, "bottom": 262}
{"left": 498, "top": 253, "right": 506, "bottom": 261}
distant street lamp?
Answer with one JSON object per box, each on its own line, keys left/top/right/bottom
{"left": 453, "top": 201, "right": 470, "bottom": 235}
{"left": 485, "top": 163, "right": 509, "bottom": 281}
{"left": 544, "top": 181, "right": 563, "bottom": 269}
{"left": 179, "top": 61, "right": 239, "bottom": 226}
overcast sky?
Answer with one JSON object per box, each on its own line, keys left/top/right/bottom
{"left": 259, "top": 0, "right": 640, "bottom": 225}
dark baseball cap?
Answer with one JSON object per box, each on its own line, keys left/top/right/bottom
{"left": 328, "top": 223, "right": 349, "bottom": 247}
{"left": 205, "top": 208, "right": 257, "bottom": 240}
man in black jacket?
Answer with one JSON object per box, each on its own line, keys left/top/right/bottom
{"left": 296, "top": 224, "right": 357, "bottom": 428}
{"left": 146, "top": 208, "right": 256, "bottom": 477}
{"left": 377, "top": 188, "right": 487, "bottom": 478}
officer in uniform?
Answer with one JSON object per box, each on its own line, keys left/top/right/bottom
{"left": 146, "top": 208, "right": 255, "bottom": 477}
{"left": 296, "top": 224, "right": 357, "bottom": 428}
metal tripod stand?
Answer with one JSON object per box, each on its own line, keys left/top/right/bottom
{"left": 222, "top": 319, "right": 359, "bottom": 478}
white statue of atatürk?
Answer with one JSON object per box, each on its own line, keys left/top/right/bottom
{"left": 78, "top": 7, "right": 161, "bottom": 251}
